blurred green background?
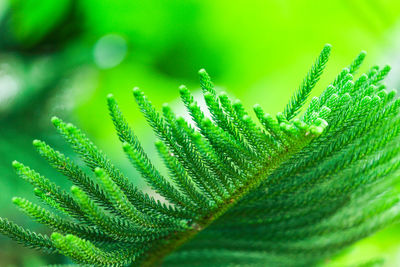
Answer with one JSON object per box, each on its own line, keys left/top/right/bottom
{"left": 1, "top": 0, "right": 400, "bottom": 266}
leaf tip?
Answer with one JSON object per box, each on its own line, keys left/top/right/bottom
{"left": 51, "top": 116, "right": 60, "bottom": 126}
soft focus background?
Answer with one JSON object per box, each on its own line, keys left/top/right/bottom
{"left": 1, "top": 0, "right": 400, "bottom": 266}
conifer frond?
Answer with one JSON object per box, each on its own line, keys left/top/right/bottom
{"left": 284, "top": 44, "right": 332, "bottom": 120}
{"left": 1, "top": 45, "right": 400, "bottom": 266}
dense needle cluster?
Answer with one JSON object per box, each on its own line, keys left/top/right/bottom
{"left": 1, "top": 44, "right": 400, "bottom": 267}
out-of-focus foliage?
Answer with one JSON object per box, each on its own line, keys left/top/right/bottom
{"left": 1, "top": 0, "right": 400, "bottom": 266}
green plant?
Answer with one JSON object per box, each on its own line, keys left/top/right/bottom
{"left": 1, "top": 44, "right": 399, "bottom": 267}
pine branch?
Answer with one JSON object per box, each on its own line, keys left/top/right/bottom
{"left": 285, "top": 44, "right": 332, "bottom": 120}
{"left": 1, "top": 45, "right": 400, "bottom": 266}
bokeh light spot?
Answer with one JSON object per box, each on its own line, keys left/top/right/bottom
{"left": 0, "top": 73, "right": 20, "bottom": 111}
{"left": 93, "top": 34, "right": 127, "bottom": 69}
